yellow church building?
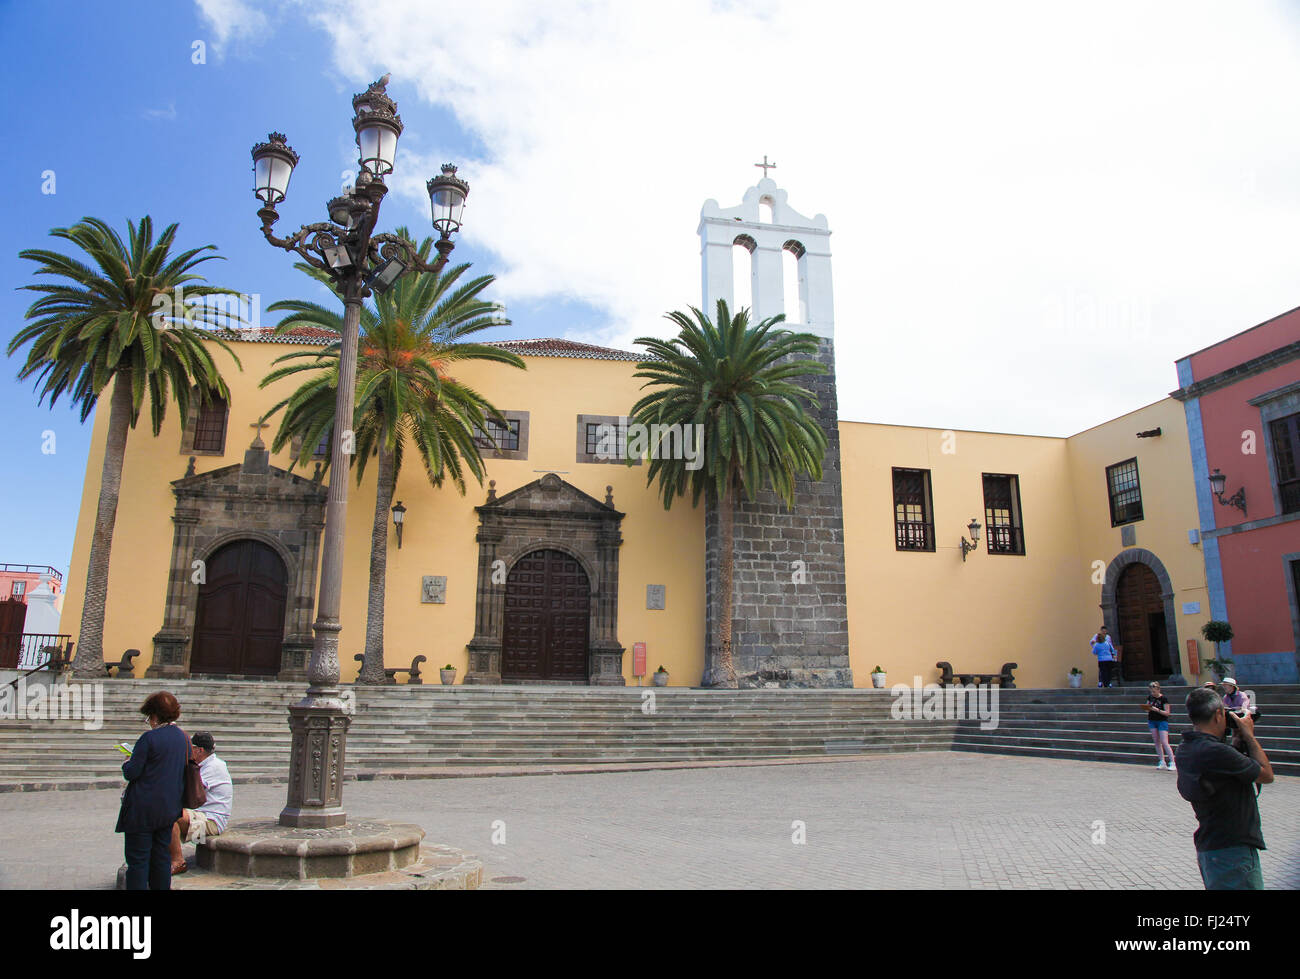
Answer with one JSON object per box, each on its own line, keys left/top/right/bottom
{"left": 58, "top": 179, "right": 1212, "bottom": 690}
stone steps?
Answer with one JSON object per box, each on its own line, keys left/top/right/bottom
{"left": 3, "top": 679, "right": 1297, "bottom": 786}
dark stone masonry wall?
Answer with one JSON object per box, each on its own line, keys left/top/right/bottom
{"left": 704, "top": 338, "right": 852, "bottom": 687}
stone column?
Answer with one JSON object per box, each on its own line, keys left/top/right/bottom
{"left": 465, "top": 524, "right": 503, "bottom": 684}
{"left": 149, "top": 507, "right": 199, "bottom": 678}
{"left": 589, "top": 525, "right": 625, "bottom": 685}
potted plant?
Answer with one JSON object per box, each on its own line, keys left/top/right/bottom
{"left": 1203, "top": 658, "right": 1235, "bottom": 682}
{"left": 653, "top": 665, "right": 669, "bottom": 687}
{"left": 440, "top": 663, "right": 457, "bottom": 686}
{"left": 870, "top": 665, "right": 887, "bottom": 688}
{"left": 1068, "top": 667, "right": 1083, "bottom": 688}
{"left": 1201, "top": 621, "right": 1234, "bottom": 678}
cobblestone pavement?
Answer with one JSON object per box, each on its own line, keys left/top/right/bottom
{"left": 1, "top": 754, "right": 1296, "bottom": 889}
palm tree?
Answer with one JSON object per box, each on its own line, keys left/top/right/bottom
{"left": 11, "top": 217, "right": 242, "bottom": 677}
{"left": 260, "top": 230, "right": 524, "bottom": 684}
{"left": 629, "top": 299, "right": 828, "bottom": 687}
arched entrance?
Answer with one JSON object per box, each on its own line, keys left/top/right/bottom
{"left": 1115, "top": 563, "right": 1172, "bottom": 682}
{"left": 501, "top": 548, "right": 591, "bottom": 682}
{"left": 190, "top": 539, "right": 288, "bottom": 676}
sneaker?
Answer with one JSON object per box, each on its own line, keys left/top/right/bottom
{"left": 1168, "top": 763, "right": 1176, "bottom": 772}
{"left": 1157, "top": 761, "right": 1167, "bottom": 769}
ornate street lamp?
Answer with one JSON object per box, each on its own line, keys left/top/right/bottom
{"left": 1208, "top": 468, "right": 1247, "bottom": 518}
{"left": 250, "top": 74, "right": 468, "bottom": 829}
{"left": 960, "top": 518, "right": 982, "bottom": 562}
{"left": 391, "top": 500, "right": 406, "bottom": 549}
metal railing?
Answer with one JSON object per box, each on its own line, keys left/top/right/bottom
{"left": 0, "top": 565, "right": 63, "bottom": 582}
{"left": 0, "top": 633, "right": 73, "bottom": 671}
{"left": 895, "top": 520, "right": 934, "bottom": 551}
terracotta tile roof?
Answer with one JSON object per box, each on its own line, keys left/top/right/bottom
{"left": 214, "top": 326, "right": 338, "bottom": 344}
{"left": 216, "top": 330, "right": 656, "bottom": 360}
{"left": 485, "top": 338, "right": 651, "bottom": 361}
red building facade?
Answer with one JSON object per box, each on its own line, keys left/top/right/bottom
{"left": 1173, "top": 307, "right": 1300, "bottom": 683}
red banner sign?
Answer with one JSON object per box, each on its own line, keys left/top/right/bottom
{"left": 1186, "top": 639, "right": 1199, "bottom": 676}
{"left": 633, "top": 642, "right": 646, "bottom": 677}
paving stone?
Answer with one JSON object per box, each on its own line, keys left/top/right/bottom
{"left": 2, "top": 753, "right": 1296, "bottom": 889}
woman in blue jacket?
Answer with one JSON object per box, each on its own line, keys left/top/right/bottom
{"left": 116, "top": 691, "right": 189, "bottom": 890}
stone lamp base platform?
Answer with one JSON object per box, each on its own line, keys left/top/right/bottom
{"left": 116, "top": 819, "right": 483, "bottom": 890}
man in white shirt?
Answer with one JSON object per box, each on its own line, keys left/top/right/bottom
{"left": 170, "top": 731, "right": 233, "bottom": 874}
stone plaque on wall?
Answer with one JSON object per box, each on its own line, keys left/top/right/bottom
{"left": 1121, "top": 525, "right": 1136, "bottom": 547}
{"left": 646, "top": 584, "right": 665, "bottom": 610}
{"left": 421, "top": 576, "right": 447, "bottom": 604}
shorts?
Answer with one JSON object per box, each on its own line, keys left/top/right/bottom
{"left": 182, "top": 809, "right": 221, "bottom": 843}
{"left": 1148, "top": 720, "right": 1169, "bottom": 732}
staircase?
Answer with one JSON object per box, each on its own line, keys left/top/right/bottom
{"left": 1, "top": 680, "right": 1295, "bottom": 790}
{"left": 0, "top": 680, "right": 955, "bottom": 789}
{"left": 950, "top": 685, "right": 1300, "bottom": 775}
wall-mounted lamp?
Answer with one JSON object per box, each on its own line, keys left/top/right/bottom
{"left": 960, "top": 518, "right": 981, "bottom": 562}
{"left": 1208, "top": 468, "right": 1247, "bottom": 518}
{"left": 391, "top": 499, "right": 406, "bottom": 548}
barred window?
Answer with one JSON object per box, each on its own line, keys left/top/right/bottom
{"left": 983, "top": 474, "right": 1025, "bottom": 555}
{"left": 11, "top": 581, "right": 25, "bottom": 597}
{"left": 1269, "top": 413, "right": 1300, "bottom": 514}
{"left": 192, "top": 398, "right": 228, "bottom": 454}
{"left": 474, "top": 418, "right": 521, "bottom": 453}
{"left": 586, "top": 422, "right": 625, "bottom": 460}
{"left": 313, "top": 431, "right": 330, "bottom": 458}
{"left": 1106, "top": 458, "right": 1143, "bottom": 526}
{"left": 892, "top": 467, "right": 935, "bottom": 551}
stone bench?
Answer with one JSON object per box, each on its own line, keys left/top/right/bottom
{"left": 353, "top": 654, "right": 427, "bottom": 685}
{"left": 105, "top": 649, "right": 140, "bottom": 678}
{"left": 936, "top": 661, "right": 1018, "bottom": 689}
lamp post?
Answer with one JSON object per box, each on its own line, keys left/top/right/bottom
{"left": 251, "top": 75, "right": 469, "bottom": 828}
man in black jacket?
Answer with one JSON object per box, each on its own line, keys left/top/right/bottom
{"left": 1174, "top": 686, "right": 1274, "bottom": 889}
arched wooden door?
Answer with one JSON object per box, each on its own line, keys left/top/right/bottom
{"left": 1115, "top": 563, "right": 1170, "bottom": 682}
{"left": 190, "top": 539, "right": 287, "bottom": 676}
{"left": 502, "top": 549, "right": 590, "bottom": 682}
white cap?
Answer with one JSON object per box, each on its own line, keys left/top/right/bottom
{"left": 1222, "top": 677, "right": 1237, "bottom": 687}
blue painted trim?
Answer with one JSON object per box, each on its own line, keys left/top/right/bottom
{"left": 1182, "top": 393, "right": 1230, "bottom": 653}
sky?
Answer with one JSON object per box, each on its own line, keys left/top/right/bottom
{"left": 3, "top": 0, "right": 1300, "bottom": 580}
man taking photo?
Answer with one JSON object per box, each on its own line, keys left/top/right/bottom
{"left": 1175, "top": 686, "right": 1273, "bottom": 889}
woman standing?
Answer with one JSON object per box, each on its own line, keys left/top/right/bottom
{"left": 116, "top": 691, "right": 189, "bottom": 890}
{"left": 1143, "top": 681, "right": 1174, "bottom": 771}
{"left": 1090, "top": 629, "right": 1117, "bottom": 688}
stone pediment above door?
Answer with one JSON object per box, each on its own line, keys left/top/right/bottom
{"left": 479, "top": 472, "right": 624, "bottom": 520}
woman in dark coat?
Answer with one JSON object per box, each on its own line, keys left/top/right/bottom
{"left": 116, "top": 691, "right": 189, "bottom": 890}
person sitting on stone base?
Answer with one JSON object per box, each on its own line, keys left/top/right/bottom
{"left": 170, "top": 731, "right": 232, "bottom": 874}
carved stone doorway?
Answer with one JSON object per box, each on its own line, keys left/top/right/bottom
{"left": 465, "top": 473, "right": 625, "bottom": 685}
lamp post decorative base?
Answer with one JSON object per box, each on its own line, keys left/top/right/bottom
{"left": 279, "top": 703, "right": 351, "bottom": 828}
{"left": 117, "top": 824, "right": 485, "bottom": 889}
{"left": 197, "top": 819, "right": 424, "bottom": 878}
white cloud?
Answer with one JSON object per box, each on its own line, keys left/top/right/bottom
{"left": 297, "top": 0, "right": 1300, "bottom": 435}
{"left": 195, "top": 0, "right": 268, "bottom": 49}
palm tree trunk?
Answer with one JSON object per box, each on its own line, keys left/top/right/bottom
{"left": 72, "top": 372, "right": 133, "bottom": 678}
{"left": 356, "top": 443, "right": 396, "bottom": 685}
{"left": 708, "top": 482, "right": 739, "bottom": 688}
